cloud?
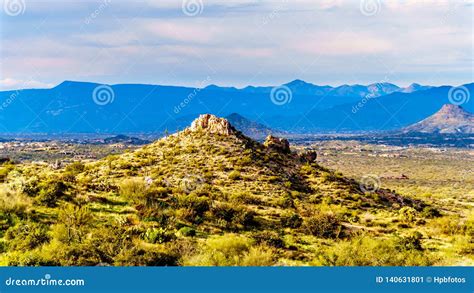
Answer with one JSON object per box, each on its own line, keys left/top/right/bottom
{"left": 0, "top": 0, "right": 471, "bottom": 88}
{"left": 0, "top": 78, "right": 55, "bottom": 90}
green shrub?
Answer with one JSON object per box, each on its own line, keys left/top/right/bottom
{"left": 314, "top": 235, "right": 436, "bottom": 266}
{"left": 5, "top": 222, "right": 50, "bottom": 251}
{"left": 20, "top": 178, "right": 40, "bottom": 197}
{"left": 211, "top": 203, "right": 256, "bottom": 229}
{"left": 7, "top": 250, "right": 58, "bottom": 266}
{"left": 175, "top": 194, "right": 210, "bottom": 223}
{"left": 185, "top": 234, "right": 274, "bottom": 266}
{"left": 177, "top": 226, "right": 196, "bottom": 237}
{"left": 420, "top": 206, "right": 441, "bottom": 219}
{"left": 399, "top": 207, "right": 417, "bottom": 224}
{"left": 0, "top": 162, "right": 14, "bottom": 182}
{"left": 119, "top": 178, "right": 147, "bottom": 200}
{"left": 36, "top": 178, "right": 69, "bottom": 207}
{"left": 252, "top": 230, "right": 284, "bottom": 248}
{"left": 228, "top": 170, "right": 241, "bottom": 180}
{"left": 114, "top": 246, "right": 178, "bottom": 266}
{"left": 395, "top": 232, "right": 423, "bottom": 251}
{"left": 65, "top": 161, "right": 85, "bottom": 174}
{"left": 143, "top": 227, "right": 175, "bottom": 244}
{"left": 280, "top": 212, "right": 303, "bottom": 228}
{"left": 52, "top": 204, "right": 93, "bottom": 244}
{"left": 304, "top": 212, "right": 342, "bottom": 239}
{"left": 0, "top": 188, "right": 30, "bottom": 216}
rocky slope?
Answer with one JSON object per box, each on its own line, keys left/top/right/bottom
{"left": 0, "top": 114, "right": 432, "bottom": 267}
{"left": 83, "top": 114, "right": 424, "bottom": 232}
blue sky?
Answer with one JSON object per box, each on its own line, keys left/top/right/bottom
{"left": 0, "top": 0, "right": 472, "bottom": 90}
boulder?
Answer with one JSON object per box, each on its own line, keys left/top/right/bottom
{"left": 299, "top": 149, "right": 317, "bottom": 163}
{"left": 189, "top": 114, "right": 235, "bottom": 136}
{"left": 264, "top": 135, "right": 290, "bottom": 153}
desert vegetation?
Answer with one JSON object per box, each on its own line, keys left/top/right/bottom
{"left": 0, "top": 119, "right": 472, "bottom": 266}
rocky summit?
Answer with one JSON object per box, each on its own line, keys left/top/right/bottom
{"left": 403, "top": 104, "right": 474, "bottom": 134}
{"left": 189, "top": 114, "right": 236, "bottom": 136}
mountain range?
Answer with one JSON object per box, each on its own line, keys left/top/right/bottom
{"left": 0, "top": 80, "right": 471, "bottom": 133}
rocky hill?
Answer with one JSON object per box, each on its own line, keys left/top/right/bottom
{"left": 0, "top": 114, "right": 433, "bottom": 267}
{"left": 403, "top": 104, "right": 474, "bottom": 134}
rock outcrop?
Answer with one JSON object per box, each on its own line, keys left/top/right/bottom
{"left": 264, "top": 135, "right": 290, "bottom": 153}
{"left": 189, "top": 114, "right": 236, "bottom": 136}
{"left": 299, "top": 148, "right": 318, "bottom": 163}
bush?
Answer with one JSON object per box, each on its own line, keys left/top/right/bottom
{"left": 185, "top": 234, "right": 275, "bottom": 266}
{"left": 52, "top": 204, "right": 93, "bottom": 244}
{"left": 7, "top": 251, "right": 58, "bottom": 266}
{"left": 5, "top": 222, "right": 50, "bottom": 251}
{"left": 314, "top": 235, "right": 437, "bottom": 266}
{"left": 114, "top": 246, "right": 178, "bottom": 266}
{"left": 119, "top": 178, "right": 147, "bottom": 200}
{"left": 228, "top": 170, "right": 241, "bottom": 180}
{"left": 431, "top": 216, "right": 465, "bottom": 236}
{"left": 252, "top": 230, "right": 284, "bottom": 248}
{"left": 175, "top": 194, "right": 210, "bottom": 223}
{"left": 211, "top": 203, "right": 256, "bottom": 229}
{"left": 143, "top": 227, "right": 175, "bottom": 244}
{"left": 304, "top": 212, "right": 342, "bottom": 239}
{"left": 0, "top": 162, "right": 14, "bottom": 182}
{"left": 36, "top": 178, "right": 69, "bottom": 207}
{"left": 0, "top": 188, "right": 30, "bottom": 216}
{"left": 65, "top": 161, "right": 86, "bottom": 174}
{"left": 398, "top": 207, "right": 417, "bottom": 224}
{"left": 421, "top": 206, "right": 441, "bottom": 219}
{"left": 395, "top": 232, "right": 423, "bottom": 251}
{"left": 177, "top": 226, "right": 196, "bottom": 237}
{"left": 280, "top": 212, "right": 303, "bottom": 228}
{"left": 20, "top": 178, "right": 40, "bottom": 197}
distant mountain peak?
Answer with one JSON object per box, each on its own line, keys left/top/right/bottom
{"left": 403, "top": 104, "right": 474, "bottom": 134}
{"left": 284, "top": 79, "right": 318, "bottom": 88}
{"left": 401, "top": 83, "right": 432, "bottom": 93}
{"left": 225, "top": 113, "right": 275, "bottom": 139}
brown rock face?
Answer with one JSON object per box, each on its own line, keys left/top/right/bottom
{"left": 299, "top": 149, "right": 317, "bottom": 163}
{"left": 189, "top": 114, "right": 236, "bottom": 136}
{"left": 264, "top": 135, "right": 290, "bottom": 153}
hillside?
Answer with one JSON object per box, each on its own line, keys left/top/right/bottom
{"left": 403, "top": 104, "right": 474, "bottom": 134}
{"left": 0, "top": 114, "right": 445, "bottom": 266}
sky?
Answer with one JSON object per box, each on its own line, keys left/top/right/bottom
{"left": 0, "top": 0, "right": 472, "bottom": 90}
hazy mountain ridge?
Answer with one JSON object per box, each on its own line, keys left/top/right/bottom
{"left": 225, "top": 113, "right": 277, "bottom": 139}
{"left": 0, "top": 80, "right": 471, "bottom": 133}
